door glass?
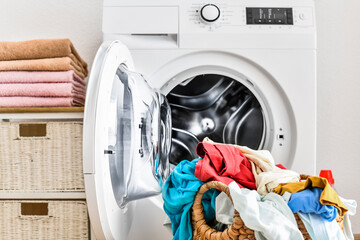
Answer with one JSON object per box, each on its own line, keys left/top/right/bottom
{"left": 107, "top": 64, "right": 171, "bottom": 208}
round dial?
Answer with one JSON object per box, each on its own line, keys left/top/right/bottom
{"left": 200, "top": 4, "right": 220, "bottom": 23}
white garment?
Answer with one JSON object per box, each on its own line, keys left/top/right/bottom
{"left": 217, "top": 181, "right": 304, "bottom": 240}
{"left": 339, "top": 196, "right": 357, "bottom": 240}
{"left": 215, "top": 192, "right": 234, "bottom": 225}
{"left": 255, "top": 167, "right": 300, "bottom": 195}
{"left": 297, "top": 212, "right": 346, "bottom": 240}
{"left": 233, "top": 145, "right": 275, "bottom": 172}
{"left": 215, "top": 191, "right": 293, "bottom": 225}
{"left": 203, "top": 137, "right": 300, "bottom": 195}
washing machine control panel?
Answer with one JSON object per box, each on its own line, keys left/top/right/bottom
{"left": 187, "top": 3, "right": 313, "bottom": 32}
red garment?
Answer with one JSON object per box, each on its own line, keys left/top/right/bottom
{"left": 195, "top": 142, "right": 256, "bottom": 189}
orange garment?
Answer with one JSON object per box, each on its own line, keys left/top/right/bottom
{"left": 273, "top": 176, "right": 348, "bottom": 216}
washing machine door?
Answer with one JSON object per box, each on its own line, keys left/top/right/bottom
{"left": 83, "top": 41, "right": 171, "bottom": 240}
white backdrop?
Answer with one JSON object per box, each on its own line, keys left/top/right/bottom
{"left": 316, "top": 0, "right": 360, "bottom": 232}
{"left": 0, "top": 0, "right": 359, "bottom": 234}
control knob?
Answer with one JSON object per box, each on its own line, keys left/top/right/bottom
{"left": 200, "top": 4, "right": 220, "bottom": 23}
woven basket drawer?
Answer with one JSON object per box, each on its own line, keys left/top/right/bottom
{"left": 0, "top": 200, "right": 89, "bottom": 239}
{"left": 0, "top": 121, "right": 84, "bottom": 191}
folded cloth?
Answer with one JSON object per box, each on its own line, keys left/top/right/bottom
{"left": 0, "top": 83, "right": 86, "bottom": 97}
{"left": 0, "top": 96, "right": 84, "bottom": 107}
{"left": 0, "top": 38, "right": 88, "bottom": 76}
{"left": 339, "top": 196, "right": 357, "bottom": 240}
{"left": 273, "top": 176, "right": 348, "bottom": 216}
{"left": 203, "top": 137, "right": 300, "bottom": 194}
{"left": 0, "top": 70, "right": 85, "bottom": 86}
{"left": 297, "top": 212, "right": 346, "bottom": 240}
{"left": 288, "top": 187, "right": 337, "bottom": 222}
{"left": 195, "top": 141, "right": 256, "bottom": 189}
{"left": 0, "top": 57, "right": 87, "bottom": 79}
{"left": 162, "top": 159, "right": 219, "bottom": 240}
{"left": 222, "top": 181, "right": 304, "bottom": 240}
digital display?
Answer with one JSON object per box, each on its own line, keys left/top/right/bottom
{"left": 246, "top": 8, "right": 293, "bottom": 25}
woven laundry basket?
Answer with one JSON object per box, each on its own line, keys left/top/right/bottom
{"left": 191, "top": 175, "right": 344, "bottom": 240}
{"left": 0, "top": 121, "right": 84, "bottom": 192}
{"left": 0, "top": 200, "right": 89, "bottom": 239}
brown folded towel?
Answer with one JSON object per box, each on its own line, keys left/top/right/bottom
{"left": 0, "top": 39, "right": 88, "bottom": 77}
{"left": 0, "top": 57, "right": 86, "bottom": 79}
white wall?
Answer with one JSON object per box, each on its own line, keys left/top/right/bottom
{"left": 0, "top": 0, "right": 359, "bottom": 234}
{"left": 0, "top": 0, "right": 103, "bottom": 70}
{"left": 315, "top": 0, "right": 360, "bottom": 232}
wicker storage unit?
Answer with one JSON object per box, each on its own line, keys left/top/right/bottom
{"left": 0, "top": 200, "right": 89, "bottom": 239}
{"left": 0, "top": 121, "right": 84, "bottom": 192}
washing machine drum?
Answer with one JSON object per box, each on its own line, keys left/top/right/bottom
{"left": 167, "top": 74, "right": 264, "bottom": 165}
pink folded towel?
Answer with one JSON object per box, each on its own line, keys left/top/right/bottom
{"left": 0, "top": 83, "right": 86, "bottom": 98}
{"left": 0, "top": 70, "right": 85, "bottom": 86}
{"left": 0, "top": 96, "right": 84, "bottom": 107}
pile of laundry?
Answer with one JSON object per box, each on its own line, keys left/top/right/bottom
{"left": 162, "top": 138, "right": 357, "bottom": 240}
{"left": 0, "top": 39, "right": 88, "bottom": 107}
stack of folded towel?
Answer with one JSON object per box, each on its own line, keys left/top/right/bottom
{"left": 0, "top": 39, "right": 88, "bottom": 107}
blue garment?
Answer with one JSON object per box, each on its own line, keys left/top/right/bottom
{"left": 288, "top": 187, "right": 337, "bottom": 221}
{"left": 162, "top": 159, "right": 219, "bottom": 240}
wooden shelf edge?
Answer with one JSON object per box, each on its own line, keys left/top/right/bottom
{"left": 0, "top": 191, "right": 86, "bottom": 200}
{"left": 0, "top": 107, "right": 84, "bottom": 113}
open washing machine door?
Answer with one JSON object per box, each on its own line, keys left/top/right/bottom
{"left": 83, "top": 41, "right": 171, "bottom": 240}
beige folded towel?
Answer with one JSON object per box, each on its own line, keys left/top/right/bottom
{"left": 0, "top": 39, "right": 88, "bottom": 77}
{"left": 0, "top": 57, "right": 86, "bottom": 79}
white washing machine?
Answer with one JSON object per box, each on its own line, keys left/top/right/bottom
{"left": 83, "top": 0, "right": 317, "bottom": 239}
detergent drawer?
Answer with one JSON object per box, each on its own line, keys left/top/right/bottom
{"left": 0, "top": 121, "right": 84, "bottom": 192}
{"left": 0, "top": 200, "right": 89, "bottom": 239}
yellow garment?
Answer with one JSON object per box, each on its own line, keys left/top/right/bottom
{"left": 273, "top": 176, "right": 348, "bottom": 216}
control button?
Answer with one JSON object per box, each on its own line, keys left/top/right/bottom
{"left": 254, "top": 19, "right": 266, "bottom": 24}
{"left": 275, "top": 19, "right": 284, "bottom": 24}
{"left": 299, "top": 13, "right": 306, "bottom": 20}
{"left": 200, "top": 4, "right": 220, "bottom": 23}
{"left": 266, "top": 19, "right": 275, "bottom": 24}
